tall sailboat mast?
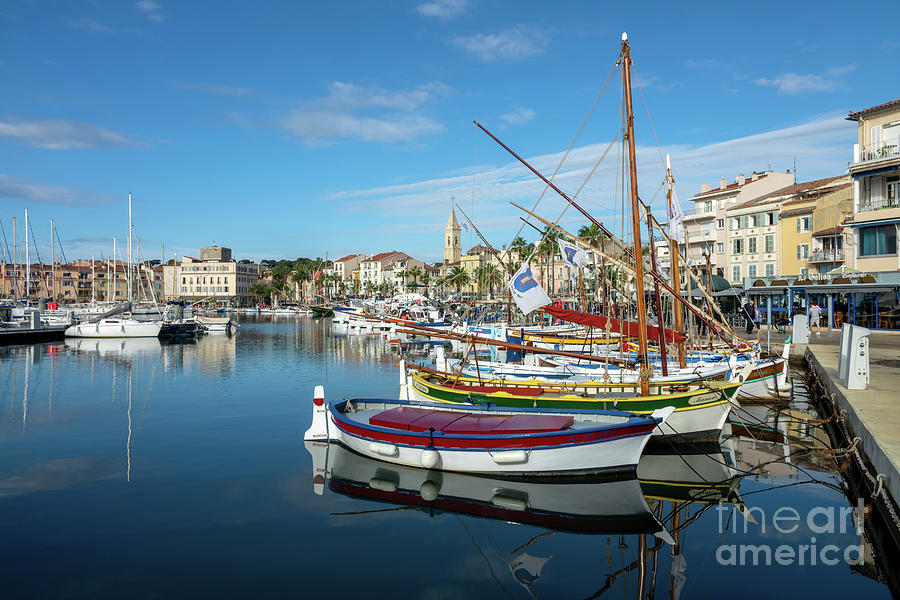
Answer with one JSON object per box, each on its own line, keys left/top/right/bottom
{"left": 24, "top": 209, "right": 29, "bottom": 302}
{"left": 621, "top": 32, "right": 651, "bottom": 395}
{"left": 50, "top": 218, "right": 55, "bottom": 302}
{"left": 112, "top": 236, "right": 117, "bottom": 302}
{"left": 12, "top": 216, "right": 17, "bottom": 301}
{"left": 666, "top": 155, "right": 686, "bottom": 368}
{"left": 127, "top": 193, "right": 133, "bottom": 303}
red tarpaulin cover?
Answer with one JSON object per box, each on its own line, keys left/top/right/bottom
{"left": 542, "top": 306, "right": 685, "bottom": 344}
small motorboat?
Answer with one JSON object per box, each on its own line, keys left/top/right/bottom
{"left": 303, "top": 386, "right": 673, "bottom": 477}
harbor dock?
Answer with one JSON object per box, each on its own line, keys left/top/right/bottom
{"left": 801, "top": 332, "right": 900, "bottom": 515}
{"left": 0, "top": 325, "right": 67, "bottom": 346}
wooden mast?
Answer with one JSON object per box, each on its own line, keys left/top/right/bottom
{"left": 666, "top": 156, "right": 687, "bottom": 368}
{"left": 621, "top": 32, "right": 651, "bottom": 395}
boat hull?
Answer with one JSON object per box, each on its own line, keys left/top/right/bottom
{"left": 325, "top": 399, "right": 659, "bottom": 477}
{"left": 65, "top": 319, "right": 161, "bottom": 338}
{"left": 404, "top": 371, "right": 738, "bottom": 442}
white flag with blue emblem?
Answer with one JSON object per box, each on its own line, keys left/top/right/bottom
{"left": 557, "top": 239, "right": 586, "bottom": 269}
{"left": 507, "top": 261, "right": 551, "bottom": 315}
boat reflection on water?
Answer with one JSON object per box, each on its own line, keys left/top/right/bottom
{"left": 638, "top": 436, "right": 743, "bottom": 506}
{"left": 306, "top": 441, "right": 671, "bottom": 538}
{"left": 306, "top": 438, "right": 752, "bottom": 599}
{"left": 64, "top": 336, "right": 163, "bottom": 357}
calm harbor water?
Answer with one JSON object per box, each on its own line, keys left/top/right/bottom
{"left": 0, "top": 316, "right": 895, "bottom": 599}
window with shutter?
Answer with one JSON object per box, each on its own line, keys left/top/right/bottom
{"left": 871, "top": 125, "right": 882, "bottom": 147}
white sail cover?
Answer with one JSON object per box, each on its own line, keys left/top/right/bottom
{"left": 557, "top": 239, "right": 586, "bottom": 269}
{"left": 507, "top": 261, "right": 551, "bottom": 315}
{"left": 669, "top": 191, "right": 686, "bottom": 243}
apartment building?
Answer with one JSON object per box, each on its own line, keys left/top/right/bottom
{"left": 681, "top": 170, "right": 794, "bottom": 277}
{"left": 332, "top": 254, "right": 366, "bottom": 284}
{"left": 162, "top": 245, "right": 260, "bottom": 305}
{"left": 2, "top": 259, "right": 162, "bottom": 303}
{"left": 847, "top": 98, "right": 900, "bottom": 272}
{"left": 726, "top": 176, "right": 848, "bottom": 284}
{"left": 778, "top": 176, "right": 851, "bottom": 277}
{"left": 360, "top": 251, "right": 416, "bottom": 288}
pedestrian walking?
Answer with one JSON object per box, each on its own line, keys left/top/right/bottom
{"left": 741, "top": 299, "right": 756, "bottom": 334}
{"left": 809, "top": 303, "right": 823, "bottom": 335}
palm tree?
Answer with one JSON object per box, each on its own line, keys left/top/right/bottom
{"left": 477, "top": 263, "right": 503, "bottom": 300}
{"left": 509, "top": 236, "right": 530, "bottom": 270}
{"left": 289, "top": 270, "right": 306, "bottom": 303}
{"left": 249, "top": 282, "right": 271, "bottom": 304}
{"left": 445, "top": 265, "right": 470, "bottom": 294}
{"left": 578, "top": 223, "right": 604, "bottom": 246}
{"left": 407, "top": 265, "right": 423, "bottom": 289}
{"left": 395, "top": 269, "right": 408, "bottom": 291}
{"left": 538, "top": 227, "right": 559, "bottom": 294}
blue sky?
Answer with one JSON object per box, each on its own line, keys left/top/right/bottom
{"left": 1, "top": 0, "right": 897, "bottom": 265}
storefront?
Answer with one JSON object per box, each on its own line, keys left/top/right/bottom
{"left": 743, "top": 272, "right": 900, "bottom": 330}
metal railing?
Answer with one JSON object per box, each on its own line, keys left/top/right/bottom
{"left": 855, "top": 142, "right": 900, "bottom": 164}
{"left": 809, "top": 249, "right": 844, "bottom": 262}
{"left": 858, "top": 196, "right": 900, "bottom": 213}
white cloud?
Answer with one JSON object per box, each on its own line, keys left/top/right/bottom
{"left": 170, "top": 81, "right": 258, "bottom": 96}
{"left": 500, "top": 105, "right": 535, "bottom": 125}
{"left": 69, "top": 18, "right": 114, "bottom": 33}
{"left": 417, "top": 0, "right": 467, "bottom": 19}
{"left": 0, "top": 175, "right": 94, "bottom": 205}
{"left": 281, "top": 111, "right": 444, "bottom": 144}
{"left": 135, "top": 0, "right": 164, "bottom": 22}
{"left": 278, "top": 81, "right": 449, "bottom": 145}
{"left": 321, "top": 114, "right": 855, "bottom": 256}
{"left": 452, "top": 25, "right": 548, "bottom": 62}
{"left": 755, "top": 65, "right": 855, "bottom": 95}
{"left": 0, "top": 116, "right": 132, "bottom": 149}
{"left": 684, "top": 58, "right": 724, "bottom": 69}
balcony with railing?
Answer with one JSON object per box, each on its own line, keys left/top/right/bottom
{"left": 808, "top": 249, "right": 844, "bottom": 263}
{"left": 852, "top": 142, "right": 900, "bottom": 167}
{"left": 857, "top": 194, "right": 900, "bottom": 213}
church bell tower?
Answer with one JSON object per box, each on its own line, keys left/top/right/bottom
{"left": 444, "top": 206, "right": 461, "bottom": 264}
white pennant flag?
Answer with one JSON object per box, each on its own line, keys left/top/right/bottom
{"left": 669, "top": 191, "right": 686, "bottom": 243}
{"left": 507, "top": 261, "right": 551, "bottom": 315}
{"left": 557, "top": 239, "right": 586, "bottom": 269}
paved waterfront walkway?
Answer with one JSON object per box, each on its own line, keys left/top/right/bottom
{"left": 801, "top": 331, "right": 900, "bottom": 508}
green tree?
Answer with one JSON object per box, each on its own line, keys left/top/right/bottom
{"left": 445, "top": 265, "right": 470, "bottom": 293}
{"left": 407, "top": 265, "right": 423, "bottom": 289}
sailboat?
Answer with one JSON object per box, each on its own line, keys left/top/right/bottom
{"left": 392, "top": 34, "right": 761, "bottom": 441}
{"left": 65, "top": 194, "right": 162, "bottom": 338}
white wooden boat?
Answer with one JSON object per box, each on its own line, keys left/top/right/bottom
{"left": 304, "top": 386, "right": 673, "bottom": 477}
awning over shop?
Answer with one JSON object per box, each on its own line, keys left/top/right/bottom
{"left": 849, "top": 216, "right": 900, "bottom": 228}
{"left": 851, "top": 165, "right": 899, "bottom": 179}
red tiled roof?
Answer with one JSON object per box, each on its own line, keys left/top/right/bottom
{"left": 363, "top": 251, "right": 402, "bottom": 262}
{"left": 335, "top": 253, "right": 365, "bottom": 263}
{"left": 813, "top": 226, "right": 843, "bottom": 236}
{"left": 847, "top": 98, "right": 900, "bottom": 121}
{"left": 781, "top": 182, "right": 851, "bottom": 206}
{"left": 731, "top": 175, "right": 848, "bottom": 211}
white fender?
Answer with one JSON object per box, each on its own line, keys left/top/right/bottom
{"left": 303, "top": 385, "right": 330, "bottom": 441}
{"left": 420, "top": 447, "right": 439, "bottom": 468}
